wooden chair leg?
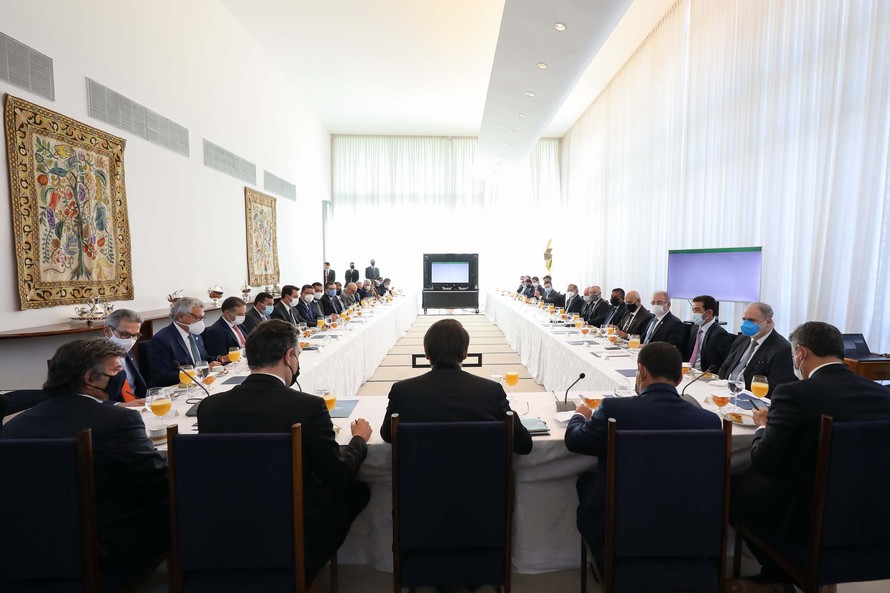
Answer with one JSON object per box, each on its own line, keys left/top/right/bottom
{"left": 581, "top": 539, "right": 587, "bottom": 593}
{"left": 330, "top": 553, "right": 338, "bottom": 593}
{"left": 732, "top": 527, "right": 742, "bottom": 577}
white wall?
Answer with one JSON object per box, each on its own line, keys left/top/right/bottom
{"left": 0, "top": 0, "right": 329, "bottom": 387}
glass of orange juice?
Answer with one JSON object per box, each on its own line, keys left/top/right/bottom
{"left": 574, "top": 319, "right": 584, "bottom": 328}
{"left": 583, "top": 396, "right": 603, "bottom": 410}
{"left": 330, "top": 319, "right": 339, "bottom": 329}
{"left": 681, "top": 362, "right": 691, "bottom": 376}
{"left": 323, "top": 392, "right": 337, "bottom": 412}
{"left": 580, "top": 325, "right": 590, "bottom": 335}
{"left": 606, "top": 325, "right": 615, "bottom": 336}
{"left": 711, "top": 393, "right": 730, "bottom": 410}
{"left": 178, "top": 365, "right": 196, "bottom": 388}
{"left": 751, "top": 375, "right": 769, "bottom": 398}
{"left": 504, "top": 371, "right": 520, "bottom": 393}
{"left": 146, "top": 387, "right": 172, "bottom": 428}
{"left": 317, "top": 318, "right": 325, "bottom": 328}
{"left": 228, "top": 347, "right": 242, "bottom": 363}
{"left": 608, "top": 334, "right": 618, "bottom": 344}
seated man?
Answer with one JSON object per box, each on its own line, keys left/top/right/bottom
{"left": 148, "top": 297, "right": 218, "bottom": 387}
{"left": 380, "top": 319, "right": 532, "bottom": 454}
{"left": 1, "top": 338, "right": 168, "bottom": 572}
{"left": 564, "top": 342, "right": 720, "bottom": 562}
{"left": 242, "top": 292, "right": 274, "bottom": 335}
{"left": 198, "top": 320, "right": 371, "bottom": 585}
{"left": 602, "top": 288, "right": 627, "bottom": 327}
{"left": 686, "top": 295, "right": 733, "bottom": 372}
{"left": 377, "top": 277, "right": 392, "bottom": 297}
{"left": 730, "top": 322, "right": 890, "bottom": 591}
{"left": 640, "top": 290, "right": 686, "bottom": 350}
{"left": 103, "top": 308, "right": 148, "bottom": 406}
{"left": 320, "top": 282, "right": 343, "bottom": 316}
{"left": 718, "top": 302, "right": 797, "bottom": 396}
{"left": 335, "top": 281, "right": 343, "bottom": 296}
{"left": 358, "top": 280, "right": 373, "bottom": 300}
{"left": 521, "top": 278, "right": 535, "bottom": 298}
{"left": 583, "top": 286, "right": 609, "bottom": 327}
{"left": 614, "top": 290, "right": 651, "bottom": 339}
{"left": 563, "top": 284, "right": 584, "bottom": 314}
{"left": 271, "top": 285, "right": 299, "bottom": 325}
{"left": 516, "top": 275, "right": 528, "bottom": 294}
{"left": 295, "top": 284, "right": 322, "bottom": 325}
{"left": 203, "top": 296, "right": 248, "bottom": 361}
{"left": 340, "top": 282, "right": 358, "bottom": 307}
{"left": 539, "top": 280, "right": 565, "bottom": 307}
{"left": 312, "top": 282, "right": 325, "bottom": 312}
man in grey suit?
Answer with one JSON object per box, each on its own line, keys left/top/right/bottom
{"left": 364, "top": 259, "right": 380, "bottom": 281}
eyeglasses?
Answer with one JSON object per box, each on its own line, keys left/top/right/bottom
{"left": 110, "top": 327, "right": 142, "bottom": 340}
{"left": 184, "top": 312, "right": 205, "bottom": 321}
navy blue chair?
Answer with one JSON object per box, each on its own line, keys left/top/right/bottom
{"left": 733, "top": 415, "right": 890, "bottom": 592}
{"left": 582, "top": 418, "right": 732, "bottom": 593}
{"left": 391, "top": 412, "right": 514, "bottom": 593}
{"left": 167, "top": 423, "right": 332, "bottom": 593}
{"left": 0, "top": 429, "right": 102, "bottom": 592}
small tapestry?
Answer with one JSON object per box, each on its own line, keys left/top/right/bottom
{"left": 244, "top": 187, "right": 279, "bottom": 286}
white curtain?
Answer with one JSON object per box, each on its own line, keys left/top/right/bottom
{"left": 560, "top": 0, "right": 890, "bottom": 352}
{"left": 328, "top": 137, "right": 561, "bottom": 295}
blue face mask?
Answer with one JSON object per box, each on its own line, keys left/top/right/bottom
{"left": 263, "top": 305, "right": 274, "bottom": 316}
{"left": 740, "top": 319, "right": 761, "bottom": 337}
{"left": 692, "top": 313, "right": 705, "bottom": 326}
{"left": 328, "top": 289, "right": 337, "bottom": 297}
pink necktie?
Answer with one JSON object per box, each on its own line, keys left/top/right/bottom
{"left": 689, "top": 328, "right": 703, "bottom": 367}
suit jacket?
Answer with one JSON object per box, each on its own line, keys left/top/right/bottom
{"left": 295, "top": 299, "right": 322, "bottom": 325}
{"left": 203, "top": 316, "right": 245, "bottom": 360}
{"left": 564, "top": 383, "right": 720, "bottom": 554}
{"left": 357, "top": 288, "right": 371, "bottom": 300}
{"left": 602, "top": 302, "right": 627, "bottom": 327}
{"left": 585, "top": 299, "right": 610, "bottom": 327}
{"left": 147, "top": 323, "right": 210, "bottom": 387}
{"left": 320, "top": 294, "right": 342, "bottom": 316}
{"left": 198, "top": 374, "right": 367, "bottom": 515}
{"left": 344, "top": 268, "right": 359, "bottom": 283}
{"left": 108, "top": 351, "right": 147, "bottom": 403}
{"left": 322, "top": 268, "right": 336, "bottom": 285}
{"left": 641, "top": 311, "right": 686, "bottom": 350}
{"left": 522, "top": 285, "right": 535, "bottom": 298}
{"left": 340, "top": 292, "right": 357, "bottom": 307}
{"left": 616, "top": 306, "right": 652, "bottom": 337}
{"left": 270, "top": 301, "right": 297, "bottom": 325}
{"left": 687, "top": 322, "right": 734, "bottom": 372}
{"left": 380, "top": 367, "right": 533, "bottom": 454}
{"left": 364, "top": 265, "right": 380, "bottom": 280}
{"left": 1, "top": 395, "right": 168, "bottom": 556}
{"left": 718, "top": 330, "right": 797, "bottom": 396}
{"left": 242, "top": 306, "right": 268, "bottom": 335}
{"left": 542, "top": 290, "right": 565, "bottom": 308}
{"left": 738, "top": 364, "right": 890, "bottom": 540}
{"left": 564, "top": 294, "right": 584, "bottom": 314}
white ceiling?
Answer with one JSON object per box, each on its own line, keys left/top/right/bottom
{"left": 221, "top": 0, "right": 674, "bottom": 160}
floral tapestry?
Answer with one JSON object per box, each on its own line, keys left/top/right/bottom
{"left": 244, "top": 187, "right": 279, "bottom": 286}
{"left": 4, "top": 94, "right": 133, "bottom": 309}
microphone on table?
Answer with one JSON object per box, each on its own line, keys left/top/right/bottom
{"left": 172, "top": 361, "right": 211, "bottom": 398}
{"left": 681, "top": 365, "right": 716, "bottom": 400}
{"left": 556, "top": 373, "right": 586, "bottom": 412}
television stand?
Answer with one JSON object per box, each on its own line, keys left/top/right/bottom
{"left": 422, "top": 290, "right": 479, "bottom": 314}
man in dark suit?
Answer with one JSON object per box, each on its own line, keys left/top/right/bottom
{"left": 271, "top": 285, "right": 300, "bottom": 325}
{"left": 730, "top": 322, "right": 890, "bottom": 591}
{"left": 686, "top": 295, "right": 733, "bottom": 372}
{"left": 521, "top": 278, "right": 535, "bottom": 298}
{"left": 380, "top": 319, "right": 533, "bottom": 454}
{"left": 364, "top": 259, "right": 380, "bottom": 281}
{"left": 344, "top": 262, "right": 359, "bottom": 284}
{"left": 563, "top": 284, "right": 584, "bottom": 314}
{"left": 147, "top": 297, "right": 218, "bottom": 387}
{"left": 564, "top": 341, "right": 721, "bottom": 561}
{"left": 242, "top": 291, "right": 274, "bottom": 335}
{"left": 1, "top": 338, "right": 168, "bottom": 573}
{"left": 538, "top": 280, "right": 565, "bottom": 307}
{"left": 320, "top": 282, "right": 343, "bottom": 316}
{"left": 602, "top": 288, "right": 627, "bottom": 327}
{"left": 640, "top": 290, "right": 686, "bottom": 350}
{"left": 103, "top": 308, "right": 148, "bottom": 406}
{"left": 295, "top": 284, "right": 323, "bottom": 325}
{"left": 198, "top": 320, "right": 371, "bottom": 585}
{"left": 718, "top": 302, "right": 797, "bottom": 396}
{"left": 322, "top": 262, "right": 336, "bottom": 285}
{"left": 583, "top": 286, "right": 610, "bottom": 327}
{"left": 615, "top": 290, "right": 652, "bottom": 339}
{"left": 358, "top": 280, "right": 372, "bottom": 300}
{"left": 203, "top": 296, "right": 248, "bottom": 361}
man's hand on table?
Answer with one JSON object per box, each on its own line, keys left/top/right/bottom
{"left": 575, "top": 404, "right": 593, "bottom": 421}
{"left": 118, "top": 398, "right": 145, "bottom": 408}
{"left": 351, "top": 418, "right": 373, "bottom": 442}
{"left": 753, "top": 408, "right": 768, "bottom": 427}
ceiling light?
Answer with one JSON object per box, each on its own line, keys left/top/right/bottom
{"left": 516, "top": 113, "right": 526, "bottom": 118}
{"left": 525, "top": 91, "right": 536, "bottom": 97}
{"left": 537, "top": 62, "right": 549, "bottom": 70}
{"left": 554, "top": 23, "right": 567, "bottom": 32}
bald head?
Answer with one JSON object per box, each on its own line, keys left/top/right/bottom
{"left": 625, "top": 291, "right": 641, "bottom": 306}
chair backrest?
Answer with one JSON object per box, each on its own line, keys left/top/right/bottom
{"left": 167, "top": 424, "right": 305, "bottom": 590}
{"left": 0, "top": 430, "right": 99, "bottom": 590}
{"left": 0, "top": 389, "right": 48, "bottom": 417}
{"left": 606, "top": 419, "right": 730, "bottom": 560}
{"left": 392, "top": 413, "right": 513, "bottom": 552}
{"left": 813, "top": 416, "right": 890, "bottom": 551}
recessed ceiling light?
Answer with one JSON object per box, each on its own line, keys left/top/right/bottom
{"left": 510, "top": 129, "right": 519, "bottom": 134}
{"left": 525, "top": 91, "right": 536, "bottom": 97}
{"left": 537, "top": 62, "right": 549, "bottom": 70}
{"left": 516, "top": 113, "right": 526, "bottom": 118}
{"left": 554, "top": 23, "right": 567, "bottom": 32}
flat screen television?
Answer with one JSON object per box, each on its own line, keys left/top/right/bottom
{"left": 667, "top": 247, "right": 762, "bottom": 302}
{"left": 423, "top": 253, "right": 478, "bottom": 290}
{"left": 431, "top": 262, "right": 470, "bottom": 284}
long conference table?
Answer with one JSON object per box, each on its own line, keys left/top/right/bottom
{"left": 146, "top": 291, "right": 758, "bottom": 575}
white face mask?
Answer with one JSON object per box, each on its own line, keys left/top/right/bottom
{"left": 303, "top": 294, "right": 314, "bottom": 304}
{"left": 187, "top": 320, "right": 205, "bottom": 335}
{"left": 651, "top": 304, "right": 665, "bottom": 316}
{"left": 233, "top": 315, "right": 245, "bottom": 325}
{"left": 566, "top": 291, "right": 576, "bottom": 298}
{"left": 583, "top": 295, "right": 592, "bottom": 303}
{"left": 313, "top": 293, "right": 321, "bottom": 301}
{"left": 108, "top": 334, "right": 137, "bottom": 352}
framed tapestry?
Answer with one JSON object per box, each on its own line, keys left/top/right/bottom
{"left": 244, "top": 187, "right": 279, "bottom": 286}
{"left": 4, "top": 94, "right": 134, "bottom": 310}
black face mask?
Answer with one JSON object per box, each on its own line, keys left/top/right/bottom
{"left": 350, "top": 265, "right": 354, "bottom": 269}
{"left": 89, "top": 369, "right": 126, "bottom": 400}
{"left": 287, "top": 355, "right": 300, "bottom": 387}
{"left": 610, "top": 296, "right": 621, "bottom": 306}
{"left": 626, "top": 303, "right": 638, "bottom": 313}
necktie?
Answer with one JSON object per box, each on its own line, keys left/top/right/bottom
{"left": 689, "top": 328, "right": 704, "bottom": 368}
{"left": 234, "top": 324, "right": 246, "bottom": 347}
{"left": 188, "top": 334, "right": 201, "bottom": 364}
{"left": 121, "top": 379, "right": 136, "bottom": 402}
{"left": 623, "top": 313, "right": 633, "bottom": 332}
{"left": 730, "top": 338, "right": 758, "bottom": 377}
{"left": 644, "top": 318, "right": 658, "bottom": 343}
